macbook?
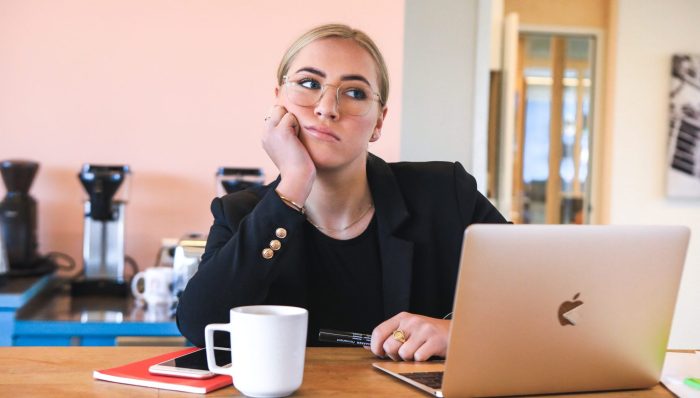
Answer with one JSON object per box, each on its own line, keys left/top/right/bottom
{"left": 373, "top": 224, "right": 690, "bottom": 397}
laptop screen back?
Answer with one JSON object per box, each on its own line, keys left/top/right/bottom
{"left": 443, "top": 225, "right": 690, "bottom": 397}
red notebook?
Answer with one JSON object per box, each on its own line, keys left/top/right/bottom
{"left": 93, "top": 348, "right": 232, "bottom": 394}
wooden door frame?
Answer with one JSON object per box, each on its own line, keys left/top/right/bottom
{"left": 517, "top": 25, "right": 605, "bottom": 224}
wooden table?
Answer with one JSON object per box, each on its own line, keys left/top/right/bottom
{"left": 0, "top": 347, "right": 675, "bottom": 397}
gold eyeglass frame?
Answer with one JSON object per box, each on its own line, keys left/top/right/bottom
{"left": 282, "top": 75, "right": 383, "bottom": 116}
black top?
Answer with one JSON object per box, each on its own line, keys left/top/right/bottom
{"left": 306, "top": 215, "right": 384, "bottom": 346}
{"left": 176, "top": 154, "right": 508, "bottom": 347}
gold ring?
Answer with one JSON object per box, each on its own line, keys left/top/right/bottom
{"left": 392, "top": 329, "right": 407, "bottom": 343}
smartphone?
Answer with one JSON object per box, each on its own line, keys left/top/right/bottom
{"left": 148, "top": 348, "right": 231, "bottom": 379}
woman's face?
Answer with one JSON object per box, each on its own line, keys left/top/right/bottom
{"left": 276, "top": 38, "right": 387, "bottom": 172}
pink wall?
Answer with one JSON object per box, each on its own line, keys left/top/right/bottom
{"left": 0, "top": 1, "right": 404, "bottom": 274}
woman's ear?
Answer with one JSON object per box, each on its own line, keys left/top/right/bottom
{"left": 370, "top": 107, "right": 388, "bottom": 142}
{"left": 275, "top": 86, "right": 280, "bottom": 98}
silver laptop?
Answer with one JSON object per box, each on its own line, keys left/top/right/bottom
{"left": 374, "top": 224, "right": 690, "bottom": 397}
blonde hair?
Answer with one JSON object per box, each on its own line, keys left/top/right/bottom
{"left": 276, "top": 24, "right": 389, "bottom": 106}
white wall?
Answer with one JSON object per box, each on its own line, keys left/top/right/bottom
{"left": 400, "top": 0, "right": 491, "bottom": 189}
{"left": 610, "top": 0, "right": 700, "bottom": 348}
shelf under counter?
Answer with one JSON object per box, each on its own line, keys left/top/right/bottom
{"left": 13, "top": 278, "right": 184, "bottom": 346}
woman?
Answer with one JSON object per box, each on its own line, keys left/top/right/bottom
{"left": 176, "top": 24, "right": 507, "bottom": 362}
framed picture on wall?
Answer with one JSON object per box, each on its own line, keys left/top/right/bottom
{"left": 667, "top": 54, "right": 700, "bottom": 198}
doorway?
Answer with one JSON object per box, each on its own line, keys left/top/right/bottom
{"left": 501, "top": 32, "right": 597, "bottom": 224}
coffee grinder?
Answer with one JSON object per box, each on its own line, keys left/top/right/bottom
{"left": 0, "top": 160, "right": 56, "bottom": 277}
{"left": 216, "top": 167, "right": 265, "bottom": 196}
{"left": 72, "top": 164, "right": 131, "bottom": 296}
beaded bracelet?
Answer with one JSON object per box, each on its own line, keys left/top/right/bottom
{"left": 275, "top": 189, "right": 306, "bottom": 215}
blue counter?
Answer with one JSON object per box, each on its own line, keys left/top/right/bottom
{"left": 12, "top": 278, "right": 183, "bottom": 346}
{"left": 0, "top": 275, "right": 53, "bottom": 346}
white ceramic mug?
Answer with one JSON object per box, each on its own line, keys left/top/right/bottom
{"left": 130, "top": 267, "right": 175, "bottom": 307}
{"left": 205, "top": 305, "right": 308, "bottom": 398}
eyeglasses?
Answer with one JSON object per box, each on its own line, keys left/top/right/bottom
{"left": 283, "top": 75, "right": 382, "bottom": 116}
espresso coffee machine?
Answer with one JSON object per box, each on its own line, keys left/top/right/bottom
{"left": 216, "top": 167, "right": 264, "bottom": 196}
{"left": 72, "top": 164, "right": 130, "bottom": 296}
{"left": 0, "top": 160, "right": 55, "bottom": 276}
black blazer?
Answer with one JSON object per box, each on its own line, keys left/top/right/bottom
{"left": 176, "top": 153, "right": 507, "bottom": 346}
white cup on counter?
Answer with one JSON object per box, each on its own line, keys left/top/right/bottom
{"left": 205, "top": 305, "right": 308, "bottom": 397}
{"left": 131, "top": 267, "right": 175, "bottom": 307}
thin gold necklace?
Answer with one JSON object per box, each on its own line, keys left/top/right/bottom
{"left": 306, "top": 203, "right": 374, "bottom": 233}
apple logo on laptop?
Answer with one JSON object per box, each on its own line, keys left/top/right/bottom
{"left": 558, "top": 293, "right": 583, "bottom": 326}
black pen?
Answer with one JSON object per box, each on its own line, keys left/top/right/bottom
{"left": 318, "top": 329, "right": 372, "bottom": 347}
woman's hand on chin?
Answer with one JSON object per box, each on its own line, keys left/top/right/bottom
{"left": 369, "top": 312, "right": 450, "bottom": 362}
{"left": 262, "top": 105, "right": 315, "bottom": 204}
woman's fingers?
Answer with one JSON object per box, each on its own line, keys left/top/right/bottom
{"left": 370, "top": 312, "right": 407, "bottom": 357}
{"left": 413, "top": 336, "right": 444, "bottom": 362}
{"left": 264, "top": 105, "right": 299, "bottom": 137}
{"left": 398, "top": 332, "right": 427, "bottom": 361}
{"left": 265, "top": 105, "right": 285, "bottom": 126}
{"left": 382, "top": 336, "right": 404, "bottom": 361}
{"left": 371, "top": 312, "right": 450, "bottom": 362}
{"left": 279, "top": 111, "right": 300, "bottom": 135}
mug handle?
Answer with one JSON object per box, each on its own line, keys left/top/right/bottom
{"left": 130, "top": 271, "right": 145, "bottom": 300}
{"left": 205, "top": 323, "right": 232, "bottom": 375}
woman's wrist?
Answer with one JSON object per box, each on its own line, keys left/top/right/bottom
{"left": 276, "top": 174, "right": 313, "bottom": 207}
{"left": 275, "top": 189, "right": 306, "bottom": 214}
